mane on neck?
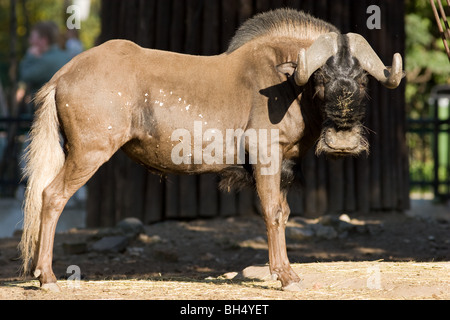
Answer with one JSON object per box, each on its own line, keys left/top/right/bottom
{"left": 227, "top": 8, "right": 339, "bottom": 53}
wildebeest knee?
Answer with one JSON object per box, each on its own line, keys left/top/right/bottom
{"left": 264, "top": 205, "right": 289, "bottom": 228}
{"left": 42, "top": 187, "right": 67, "bottom": 216}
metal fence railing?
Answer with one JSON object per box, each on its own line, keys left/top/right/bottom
{"left": 408, "top": 85, "right": 450, "bottom": 200}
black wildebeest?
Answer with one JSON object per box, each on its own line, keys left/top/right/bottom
{"left": 21, "top": 9, "right": 403, "bottom": 291}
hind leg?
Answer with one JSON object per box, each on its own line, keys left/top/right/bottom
{"left": 33, "top": 149, "right": 113, "bottom": 290}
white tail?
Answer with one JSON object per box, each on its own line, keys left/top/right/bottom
{"left": 19, "top": 83, "right": 65, "bottom": 274}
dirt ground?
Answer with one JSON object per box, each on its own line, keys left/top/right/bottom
{"left": 0, "top": 201, "right": 449, "bottom": 300}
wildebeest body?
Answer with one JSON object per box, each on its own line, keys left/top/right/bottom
{"left": 20, "top": 9, "right": 403, "bottom": 292}
{"left": 56, "top": 39, "right": 316, "bottom": 174}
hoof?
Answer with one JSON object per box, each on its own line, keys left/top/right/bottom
{"left": 33, "top": 269, "right": 41, "bottom": 278}
{"left": 41, "top": 282, "right": 61, "bottom": 293}
{"left": 282, "top": 281, "right": 304, "bottom": 292}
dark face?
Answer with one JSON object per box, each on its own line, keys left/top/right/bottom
{"left": 313, "top": 38, "right": 369, "bottom": 157}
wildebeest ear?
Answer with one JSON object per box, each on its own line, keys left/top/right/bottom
{"left": 276, "top": 62, "right": 297, "bottom": 76}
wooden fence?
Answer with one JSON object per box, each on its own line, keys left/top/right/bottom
{"left": 86, "top": 0, "right": 408, "bottom": 227}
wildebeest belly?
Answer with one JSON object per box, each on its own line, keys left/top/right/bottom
{"left": 123, "top": 107, "right": 242, "bottom": 175}
{"left": 121, "top": 134, "right": 231, "bottom": 175}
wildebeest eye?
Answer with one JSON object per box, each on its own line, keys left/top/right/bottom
{"left": 358, "top": 73, "right": 368, "bottom": 87}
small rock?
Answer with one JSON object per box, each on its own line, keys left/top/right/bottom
{"left": 289, "top": 216, "right": 309, "bottom": 226}
{"left": 286, "top": 226, "right": 314, "bottom": 241}
{"left": 252, "top": 236, "right": 267, "bottom": 244}
{"left": 138, "top": 234, "right": 161, "bottom": 244}
{"left": 117, "top": 217, "right": 144, "bottom": 238}
{"left": 242, "top": 265, "right": 271, "bottom": 281}
{"left": 127, "top": 247, "right": 144, "bottom": 256}
{"left": 91, "top": 236, "right": 129, "bottom": 253}
{"left": 318, "top": 215, "right": 334, "bottom": 226}
{"left": 311, "top": 224, "right": 338, "bottom": 240}
{"left": 339, "top": 214, "right": 351, "bottom": 223}
{"left": 337, "top": 220, "right": 355, "bottom": 232}
{"left": 221, "top": 272, "right": 239, "bottom": 280}
{"left": 239, "top": 236, "right": 267, "bottom": 248}
{"left": 226, "top": 217, "right": 236, "bottom": 223}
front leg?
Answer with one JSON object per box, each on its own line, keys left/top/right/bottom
{"left": 254, "top": 165, "right": 303, "bottom": 291}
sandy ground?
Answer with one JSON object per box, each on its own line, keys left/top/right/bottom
{"left": 0, "top": 199, "right": 449, "bottom": 300}
{"left": 2, "top": 261, "right": 449, "bottom": 300}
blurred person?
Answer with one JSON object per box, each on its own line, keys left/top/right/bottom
{"left": 65, "top": 29, "right": 84, "bottom": 58}
{"left": 19, "top": 21, "right": 71, "bottom": 99}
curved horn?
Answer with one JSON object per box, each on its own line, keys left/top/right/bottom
{"left": 294, "top": 32, "right": 339, "bottom": 86}
{"left": 346, "top": 33, "right": 403, "bottom": 89}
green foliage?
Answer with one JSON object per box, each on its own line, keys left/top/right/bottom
{"left": 406, "top": 0, "right": 450, "bottom": 198}
{"left": 406, "top": 14, "right": 449, "bottom": 73}
{"left": 405, "top": 0, "right": 450, "bottom": 114}
{"left": 406, "top": 13, "right": 433, "bottom": 48}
